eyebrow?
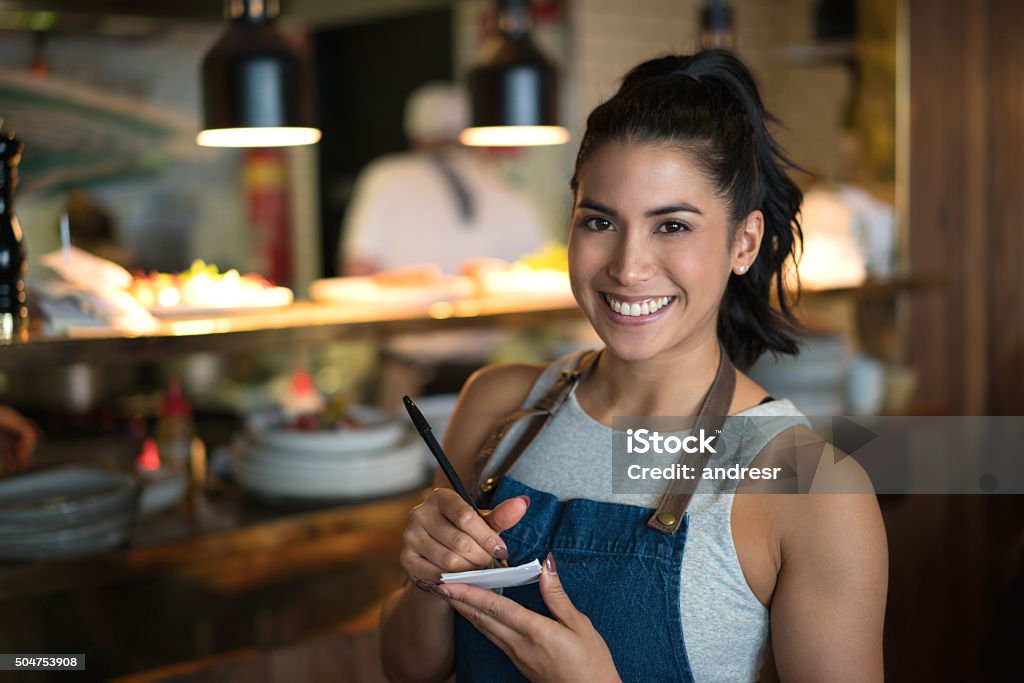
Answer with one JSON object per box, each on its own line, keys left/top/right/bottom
{"left": 577, "top": 198, "right": 704, "bottom": 218}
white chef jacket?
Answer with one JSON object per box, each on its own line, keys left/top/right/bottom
{"left": 342, "top": 149, "right": 548, "bottom": 274}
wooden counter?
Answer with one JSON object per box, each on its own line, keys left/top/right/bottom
{"left": 0, "top": 486, "right": 427, "bottom": 682}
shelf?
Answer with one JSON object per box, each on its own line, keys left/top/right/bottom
{"left": 794, "top": 272, "right": 944, "bottom": 301}
{"left": 0, "top": 274, "right": 941, "bottom": 370}
{"left": 0, "top": 295, "right": 584, "bottom": 369}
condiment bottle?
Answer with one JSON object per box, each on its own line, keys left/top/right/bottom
{"left": 0, "top": 129, "right": 27, "bottom": 342}
{"left": 136, "top": 436, "right": 162, "bottom": 474}
{"left": 281, "top": 368, "right": 325, "bottom": 429}
{"left": 155, "top": 379, "right": 195, "bottom": 476}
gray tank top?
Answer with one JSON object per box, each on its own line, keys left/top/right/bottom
{"left": 485, "top": 353, "right": 809, "bottom": 683}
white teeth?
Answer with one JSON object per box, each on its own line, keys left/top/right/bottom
{"left": 604, "top": 294, "right": 674, "bottom": 317}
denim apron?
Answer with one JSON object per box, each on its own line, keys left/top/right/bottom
{"left": 453, "top": 476, "right": 695, "bottom": 681}
{"left": 453, "top": 348, "right": 736, "bottom": 682}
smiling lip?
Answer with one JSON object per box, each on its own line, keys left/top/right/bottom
{"left": 601, "top": 292, "right": 675, "bottom": 321}
{"left": 601, "top": 293, "right": 667, "bottom": 303}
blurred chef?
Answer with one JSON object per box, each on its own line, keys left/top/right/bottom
{"left": 341, "top": 82, "right": 547, "bottom": 276}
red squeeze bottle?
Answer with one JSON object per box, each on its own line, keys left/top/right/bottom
{"left": 155, "top": 379, "right": 194, "bottom": 474}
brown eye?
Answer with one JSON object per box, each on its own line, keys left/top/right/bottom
{"left": 658, "top": 221, "right": 692, "bottom": 234}
{"left": 583, "top": 216, "right": 613, "bottom": 231}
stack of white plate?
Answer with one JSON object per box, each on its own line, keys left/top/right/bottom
{"left": 748, "top": 334, "right": 850, "bottom": 416}
{"left": 0, "top": 467, "right": 139, "bottom": 561}
{"left": 236, "top": 408, "right": 428, "bottom": 503}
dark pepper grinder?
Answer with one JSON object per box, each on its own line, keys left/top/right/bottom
{"left": 0, "top": 129, "right": 27, "bottom": 342}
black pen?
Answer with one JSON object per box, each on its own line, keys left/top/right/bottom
{"left": 402, "top": 395, "right": 509, "bottom": 568}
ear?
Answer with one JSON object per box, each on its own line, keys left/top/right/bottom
{"left": 732, "top": 210, "right": 764, "bottom": 275}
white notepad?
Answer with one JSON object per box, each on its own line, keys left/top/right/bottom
{"left": 441, "top": 559, "right": 543, "bottom": 589}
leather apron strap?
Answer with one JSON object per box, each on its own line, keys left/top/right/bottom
{"left": 469, "top": 349, "right": 602, "bottom": 506}
{"left": 469, "top": 347, "right": 737, "bottom": 536}
{"left": 646, "top": 350, "right": 736, "bottom": 534}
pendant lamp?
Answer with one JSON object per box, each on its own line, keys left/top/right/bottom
{"left": 700, "top": 0, "right": 735, "bottom": 50}
{"left": 198, "top": 0, "right": 320, "bottom": 147}
{"left": 461, "top": 0, "right": 569, "bottom": 147}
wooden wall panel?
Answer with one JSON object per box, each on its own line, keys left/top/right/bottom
{"left": 909, "top": 0, "right": 1024, "bottom": 416}
{"left": 986, "top": 0, "right": 1024, "bottom": 414}
{"left": 896, "top": 1, "right": 1024, "bottom": 681}
{"left": 908, "top": 0, "right": 972, "bottom": 415}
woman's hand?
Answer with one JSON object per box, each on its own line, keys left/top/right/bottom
{"left": 400, "top": 488, "right": 530, "bottom": 592}
{"left": 440, "top": 552, "right": 621, "bottom": 683}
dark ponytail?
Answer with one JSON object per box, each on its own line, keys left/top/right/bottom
{"left": 571, "top": 50, "right": 804, "bottom": 370}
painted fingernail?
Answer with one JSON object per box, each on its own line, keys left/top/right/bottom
{"left": 493, "top": 543, "right": 509, "bottom": 560}
{"left": 413, "top": 579, "right": 435, "bottom": 593}
{"left": 428, "top": 584, "right": 451, "bottom": 600}
{"left": 544, "top": 551, "right": 557, "bottom": 575}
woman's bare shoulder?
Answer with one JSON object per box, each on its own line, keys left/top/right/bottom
{"left": 754, "top": 425, "right": 886, "bottom": 568}
{"left": 438, "top": 363, "right": 548, "bottom": 485}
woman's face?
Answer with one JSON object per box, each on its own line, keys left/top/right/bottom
{"left": 568, "top": 141, "right": 762, "bottom": 362}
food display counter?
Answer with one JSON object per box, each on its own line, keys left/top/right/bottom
{"left": 0, "top": 294, "right": 584, "bottom": 682}
{"left": 0, "top": 293, "right": 584, "bottom": 369}
{"left": 0, "top": 272, "right": 940, "bottom": 368}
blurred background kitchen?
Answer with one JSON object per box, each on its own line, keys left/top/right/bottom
{"left": 0, "top": 0, "right": 1021, "bottom": 681}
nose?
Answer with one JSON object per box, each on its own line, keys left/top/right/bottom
{"left": 607, "top": 232, "right": 656, "bottom": 287}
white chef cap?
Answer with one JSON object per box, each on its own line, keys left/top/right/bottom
{"left": 403, "top": 82, "right": 470, "bottom": 144}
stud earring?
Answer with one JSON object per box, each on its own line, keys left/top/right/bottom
{"left": 737, "top": 265, "right": 747, "bottom": 274}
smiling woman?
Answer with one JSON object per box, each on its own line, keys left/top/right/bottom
{"left": 567, "top": 53, "right": 804, "bottom": 372}
{"left": 379, "top": 50, "right": 887, "bottom": 683}
{"left": 568, "top": 142, "right": 757, "bottom": 360}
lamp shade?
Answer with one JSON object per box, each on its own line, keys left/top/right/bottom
{"left": 198, "top": 0, "right": 320, "bottom": 147}
{"left": 461, "top": 1, "right": 568, "bottom": 147}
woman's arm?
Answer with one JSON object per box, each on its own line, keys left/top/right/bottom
{"left": 769, "top": 448, "right": 888, "bottom": 682}
{"left": 379, "top": 362, "right": 545, "bottom": 683}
